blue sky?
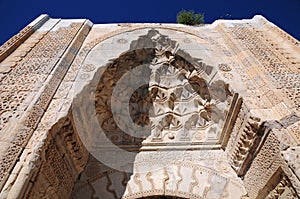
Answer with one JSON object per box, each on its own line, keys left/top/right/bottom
{"left": 0, "top": 0, "right": 299, "bottom": 45}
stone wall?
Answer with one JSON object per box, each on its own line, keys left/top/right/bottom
{"left": 0, "top": 15, "right": 299, "bottom": 199}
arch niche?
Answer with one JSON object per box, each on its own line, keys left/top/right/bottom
{"left": 69, "top": 27, "right": 247, "bottom": 199}
{"left": 22, "top": 27, "right": 248, "bottom": 199}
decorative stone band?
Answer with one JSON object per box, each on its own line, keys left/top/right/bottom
{"left": 265, "top": 174, "right": 298, "bottom": 199}
{"left": 256, "top": 15, "right": 300, "bottom": 48}
{"left": 0, "top": 14, "right": 49, "bottom": 62}
{"left": 122, "top": 154, "right": 247, "bottom": 199}
{"left": 23, "top": 114, "right": 89, "bottom": 198}
{"left": 220, "top": 92, "right": 242, "bottom": 149}
{"left": 241, "top": 129, "right": 300, "bottom": 198}
{"left": 229, "top": 114, "right": 263, "bottom": 176}
{"left": 229, "top": 24, "right": 299, "bottom": 112}
{"left": 228, "top": 115, "right": 300, "bottom": 197}
{"left": 50, "top": 114, "right": 89, "bottom": 177}
{"left": 0, "top": 21, "right": 91, "bottom": 190}
{"left": 229, "top": 115, "right": 299, "bottom": 178}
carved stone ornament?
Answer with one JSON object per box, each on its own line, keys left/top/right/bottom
{"left": 0, "top": 15, "right": 299, "bottom": 199}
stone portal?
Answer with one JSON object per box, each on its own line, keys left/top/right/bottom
{"left": 0, "top": 15, "right": 299, "bottom": 199}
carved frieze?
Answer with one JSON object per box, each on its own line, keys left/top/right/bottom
{"left": 230, "top": 24, "right": 299, "bottom": 112}
{"left": 230, "top": 115, "right": 261, "bottom": 175}
{"left": 1, "top": 15, "right": 300, "bottom": 199}
{"left": 0, "top": 15, "right": 49, "bottom": 63}
{"left": 265, "top": 175, "right": 298, "bottom": 199}
{"left": 0, "top": 21, "right": 90, "bottom": 190}
{"left": 27, "top": 131, "right": 74, "bottom": 198}
{"left": 122, "top": 151, "right": 247, "bottom": 199}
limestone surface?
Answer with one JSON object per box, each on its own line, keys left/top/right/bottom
{"left": 0, "top": 15, "right": 299, "bottom": 199}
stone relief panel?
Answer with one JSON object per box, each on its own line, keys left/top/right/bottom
{"left": 24, "top": 114, "right": 89, "bottom": 199}
{"left": 242, "top": 131, "right": 299, "bottom": 198}
{"left": 146, "top": 29, "right": 230, "bottom": 145}
{"left": 72, "top": 27, "right": 234, "bottom": 157}
{"left": 0, "top": 20, "right": 91, "bottom": 192}
{"left": 0, "top": 14, "right": 49, "bottom": 62}
{"left": 229, "top": 115, "right": 261, "bottom": 175}
{"left": 229, "top": 24, "right": 300, "bottom": 113}
{"left": 28, "top": 137, "right": 75, "bottom": 198}
{"left": 69, "top": 27, "right": 245, "bottom": 199}
{"left": 264, "top": 173, "right": 298, "bottom": 199}
{"left": 253, "top": 163, "right": 299, "bottom": 199}
{"left": 215, "top": 24, "right": 288, "bottom": 120}
{"left": 0, "top": 21, "right": 79, "bottom": 132}
{"left": 216, "top": 21, "right": 300, "bottom": 198}
{"left": 1, "top": 16, "right": 299, "bottom": 199}
{"left": 122, "top": 150, "right": 246, "bottom": 199}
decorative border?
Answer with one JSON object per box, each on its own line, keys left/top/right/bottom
{"left": 0, "top": 14, "right": 49, "bottom": 62}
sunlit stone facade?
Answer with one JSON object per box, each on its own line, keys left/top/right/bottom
{"left": 0, "top": 14, "right": 299, "bottom": 198}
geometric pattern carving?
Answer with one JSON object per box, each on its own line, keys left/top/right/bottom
{"left": 93, "top": 29, "right": 230, "bottom": 148}
{"left": 289, "top": 122, "right": 300, "bottom": 144}
{"left": 231, "top": 25, "right": 300, "bottom": 112}
{"left": 0, "top": 22, "right": 81, "bottom": 131}
{"left": 94, "top": 49, "right": 154, "bottom": 147}
{"left": 51, "top": 116, "right": 89, "bottom": 174}
{"left": 243, "top": 131, "right": 300, "bottom": 198}
{"left": 26, "top": 114, "right": 89, "bottom": 199}
{"left": 266, "top": 175, "right": 298, "bottom": 199}
{"left": 0, "top": 22, "right": 86, "bottom": 190}
{"left": 1, "top": 15, "right": 300, "bottom": 199}
{"left": 141, "top": 29, "right": 229, "bottom": 145}
{"left": 230, "top": 116, "right": 261, "bottom": 175}
{"left": 225, "top": 102, "right": 247, "bottom": 156}
{"left": 0, "top": 14, "right": 49, "bottom": 62}
{"left": 28, "top": 139, "right": 74, "bottom": 198}
{"left": 122, "top": 151, "right": 247, "bottom": 199}
{"left": 70, "top": 28, "right": 242, "bottom": 198}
